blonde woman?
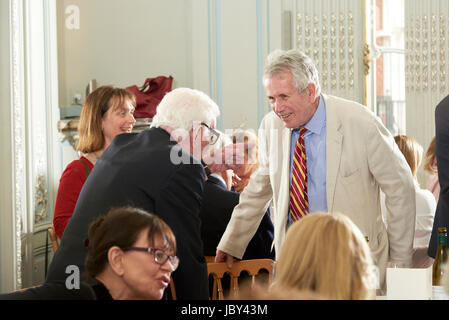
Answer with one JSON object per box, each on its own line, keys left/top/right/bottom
{"left": 272, "top": 212, "right": 376, "bottom": 300}
{"left": 424, "top": 136, "right": 440, "bottom": 202}
{"left": 230, "top": 129, "right": 259, "bottom": 193}
{"left": 390, "top": 135, "right": 436, "bottom": 267}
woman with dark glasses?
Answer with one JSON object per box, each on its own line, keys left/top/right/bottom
{"left": 84, "top": 206, "right": 178, "bottom": 300}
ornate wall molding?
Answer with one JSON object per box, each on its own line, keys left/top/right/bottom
{"left": 363, "top": 43, "right": 371, "bottom": 76}
{"left": 5, "top": 0, "right": 59, "bottom": 289}
{"left": 34, "top": 175, "right": 48, "bottom": 223}
{"left": 10, "top": 0, "right": 26, "bottom": 289}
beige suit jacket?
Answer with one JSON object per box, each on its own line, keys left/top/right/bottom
{"left": 217, "top": 94, "right": 416, "bottom": 289}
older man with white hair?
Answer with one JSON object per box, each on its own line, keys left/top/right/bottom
{"left": 46, "top": 87, "right": 242, "bottom": 300}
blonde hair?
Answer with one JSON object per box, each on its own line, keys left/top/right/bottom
{"left": 237, "top": 284, "right": 324, "bottom": 300}
{"left": 394, "top": 135, "right": 423, "bottom": 184}
{"left": 231, "top": 129, "right": 259, "bottom": 177}
{"left": 77, "top": 86, "right": 136, "bottom": 153}
{"left": 272, "top": 212, "right": 376, "bottom": 300}
{"left": 423, "top": 136, "right": 437, "bottom": 174}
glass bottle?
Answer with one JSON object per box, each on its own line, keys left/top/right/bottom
{"left": 432, "top": 227, "right": 448, "bottom": 286}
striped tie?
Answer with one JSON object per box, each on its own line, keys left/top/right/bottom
{"left": 289, "top": 127, "right": 308, "bottom": 222}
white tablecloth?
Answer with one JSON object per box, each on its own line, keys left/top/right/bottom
{"left": 377, "top": 286, "right": 449, "bottom": 300}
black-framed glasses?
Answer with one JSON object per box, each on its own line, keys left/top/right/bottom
{"left": 201, "top": 122, "right": 220, "bottom": 145}
{"left": 123, "top": 247, "right": 179, "bottom": 271}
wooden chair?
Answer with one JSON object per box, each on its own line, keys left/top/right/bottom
{"left": 47, "top": 226, "right": 59, "bottom": 253}
{"left": 207, "top": 259, "right": 275, "bottom": 300}
{"left": 163, "top": 277, "right": 177, "bottom": 300}
{"left": 169, "top": 277, "right": 177, "bottom": 300}
{"left": 45, "top": 225, "right": 59, "bottom": 277}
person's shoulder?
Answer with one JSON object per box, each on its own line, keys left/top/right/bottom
{"left": 324, "top": 94, "right": 383, "bottom": 133}
{"left": 415, "top": 187, "right": 437, "bottom": 215}
{"left": 204, "top": 179, "right": 239, "bottom": 206}
{"left": 436, "top": 94, "right": 449, "bottom": 110}
{"left": 61, "top": 158, "right": 87, "bottom": 177}
{"left": 260, "top": 111, "right": 284, "bottom": 128}
{"left": 324, "top": 94, "right": 373, "bottom": 116}
{"left": 206, "top": 177, "right": 238, "bottom": 194}
{"left": 416, "top": 187, "right": 437, "bottom": 205}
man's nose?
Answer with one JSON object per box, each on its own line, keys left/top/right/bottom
{"left": 272, "top": 100, "right": 283, "bottom": 113}
{"left": 128, "top": 112, "right": 136, "bottom": 125}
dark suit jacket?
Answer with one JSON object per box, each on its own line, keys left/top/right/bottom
{"left": 200, "top": 175, "right": 274, "bottom": 260}
{"left": 429, "top": 95, "right": 449, "bottom": 258}
{"left": 0, "top": 281, "right": 96, "bottom": 300}
{"left": 46, "top": 127, "right": 209, "bottom": 300}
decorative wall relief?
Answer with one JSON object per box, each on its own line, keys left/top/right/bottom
{"left": 406, "top": 12, "right": 448, "bottom": 93}
{"left": 295, "top": 0, "right": 363, "bottom": 103}
{"left": 34, "top": 175, "right": 48, "bottom": 224}
{"left": 404, "top": 0, "right": 449, "bottom": 188}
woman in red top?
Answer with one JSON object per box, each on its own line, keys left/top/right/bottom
{"left": 53, "top": 86, "right": 136, "bottom": 238}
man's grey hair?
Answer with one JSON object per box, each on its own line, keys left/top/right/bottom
{"left": 151, "top": 87, "right": 220, "bottom": 131}
{"left": 264, "top": 49, "right": 321, "bottom": 98}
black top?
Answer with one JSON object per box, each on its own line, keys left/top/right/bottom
{"left": 429, "top": 95, "right": 449, "bottom": 258}
{"left": 89, "top": 279, "right": 113, "bottom": 300}
{"left": 199, "top": 174, "right": 275, "bottom": 260}
{"left": 46, "top": 127, "right": 209, "bottom": 299}
{"left": 0, "top": 281, "right": 96, "bottom": 300}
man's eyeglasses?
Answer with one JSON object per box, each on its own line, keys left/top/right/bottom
{"left": 201, "top": 122, "right": 220, "bottom": 145}
{"left": 123, "top": 247, "right": 179, "bottom": 271}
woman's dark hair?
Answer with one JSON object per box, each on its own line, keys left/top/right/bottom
{"left": 85, "top": 207, "right": 176, "bottom": 278}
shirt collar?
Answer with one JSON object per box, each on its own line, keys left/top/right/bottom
{"left": 293, "top": 94, "right": 326, "bottom": 135}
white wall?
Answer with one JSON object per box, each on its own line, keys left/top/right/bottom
{"left": 57, "top": 0, "right": 193, "bottom": 107}
{"left": 57, "top": 0, "right": 280, "bottom": 132}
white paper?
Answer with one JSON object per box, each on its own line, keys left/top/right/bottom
{"left": 386, "top": 265, "right": 432, "bottom": 300}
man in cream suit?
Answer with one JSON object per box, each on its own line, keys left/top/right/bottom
{"left": 216, "top": 49, "right": 415, "bottom": 291}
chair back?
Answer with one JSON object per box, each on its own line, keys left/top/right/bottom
{"left": 45, "top": 225, "right": 59, "bottom": 277}
{"left": 207, "top": 259, "right": 275, "bottom": 300}
{"left": 164, "top": 277, "right": 177, "bottom": 300}
{"left": 169, "top": 277, "right": 177, "bottom": 300}
{"left": 48, "top": 226, "right": 59, "bottom": 253}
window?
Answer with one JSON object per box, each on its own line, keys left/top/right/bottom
{"left": 370, "top": 0, "right": 406, "bottom": 135}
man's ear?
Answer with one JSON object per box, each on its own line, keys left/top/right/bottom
{"left": 306, "top": 83, "right": 317, "bottom": 103}
{"left": 108, "top": 246, "right": 125, "bottom": 277}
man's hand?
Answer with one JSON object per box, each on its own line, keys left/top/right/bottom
{"left": 215, "top": 249, "right": 235, "bottom": 268}
{"left": 203, "top": 142, "right": 255, "bottom": 173}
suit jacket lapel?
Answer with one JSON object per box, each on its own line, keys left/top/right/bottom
{"left": 278, "top": 125, "right": 292, "bottom": 231}
{"left": 324, "top": 94, "right": 343, "bottom": 212}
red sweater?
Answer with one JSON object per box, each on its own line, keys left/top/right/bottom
{"left": 53, "top": 156, "right": 94, "bottom": 239}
